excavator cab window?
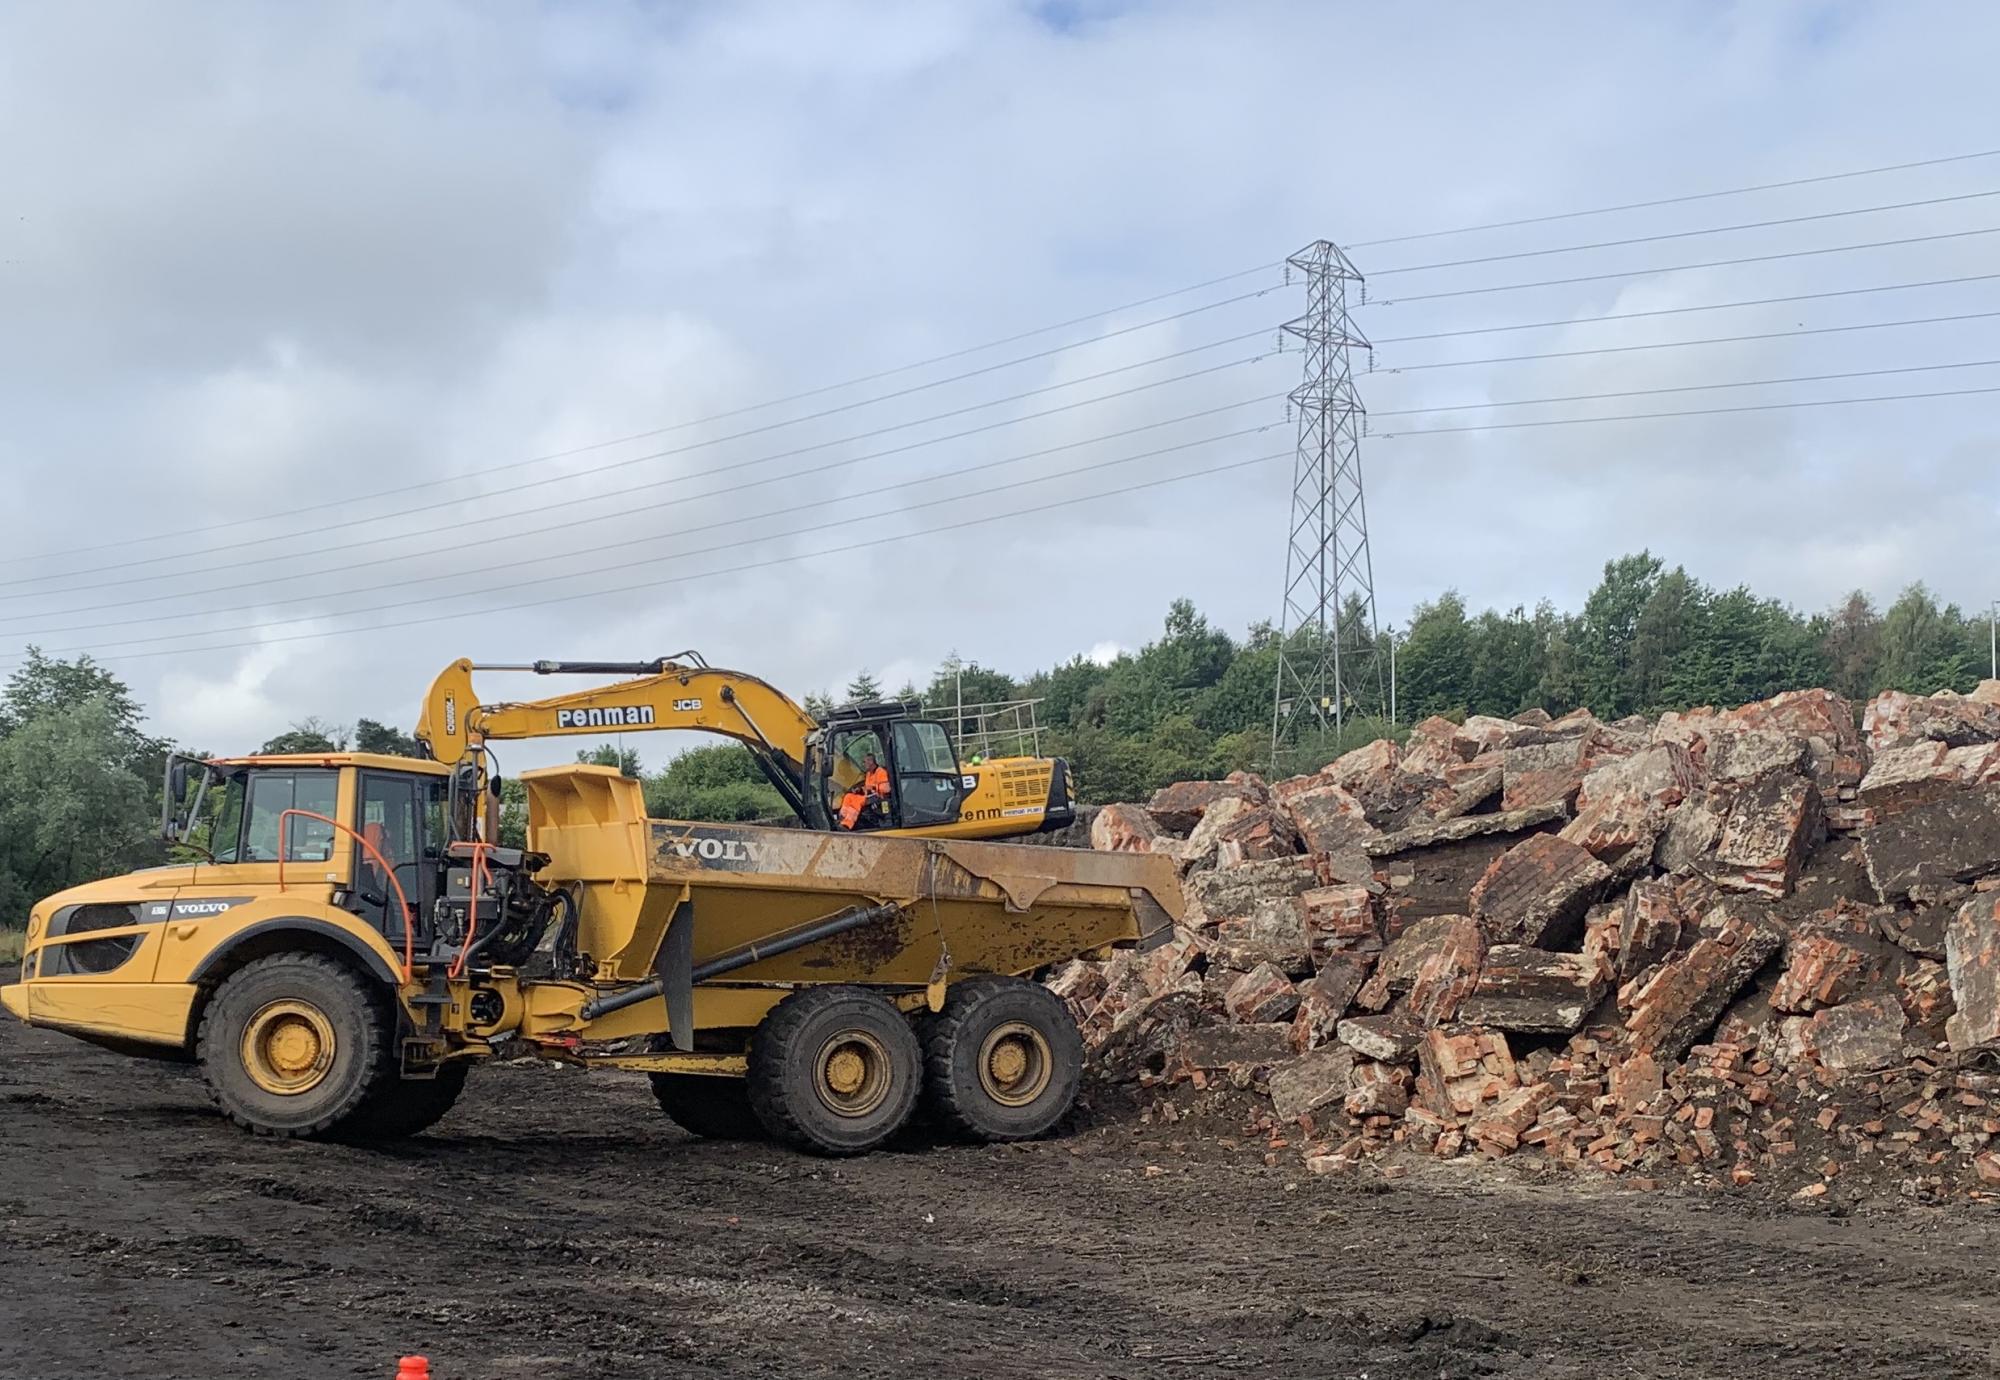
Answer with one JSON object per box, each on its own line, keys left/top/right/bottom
{"left": 890, "top": 720, "right": 963, "bottom": 829}
{"left": 828, "top": 729, "right": 893, "bottom": 830}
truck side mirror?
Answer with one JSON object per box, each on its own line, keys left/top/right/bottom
{"left": 161, "top": 756, "right": 191, "bottom": 841}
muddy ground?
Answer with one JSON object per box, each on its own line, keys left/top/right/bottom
{"left": 3, "top": 1019, "right": 1998, "bottom": 1380}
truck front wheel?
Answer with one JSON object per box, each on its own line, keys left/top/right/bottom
{"left": 921, "top": 977, "right": 1083, "bottom": 1142}
{"left": 195, "top": 954, "right": 390, "bottom": 1138}
{"left": 748, "top": 986, "right": 921, "bottom": 1155}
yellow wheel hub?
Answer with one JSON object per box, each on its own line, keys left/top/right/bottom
{"left": 241, "top": 999, "right": 337, "bottom": 1096}
{"left": 813, "top": 1031, "right": 892, "bottom": 1118}
{"left": 978, "top": 1021, "right": 1053, "bottom": 1108}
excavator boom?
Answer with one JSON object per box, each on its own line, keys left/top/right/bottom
{"left": 416, "top": 654, "right": 1076, "bottom": 841}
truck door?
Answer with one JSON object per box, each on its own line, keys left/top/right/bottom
{"left": 890, "top": 720, "right": 964, "bottom": 829}
{"left": 350, "top": 771, "right": 443, "bottom": 946}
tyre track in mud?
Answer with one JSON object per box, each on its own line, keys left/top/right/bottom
{"left": 3, "top": 1020, "right": 1998, "bottom": 1379}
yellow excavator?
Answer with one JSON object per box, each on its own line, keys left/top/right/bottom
{"left": 415, "top": 653, "right": 1075, "bottom": 842}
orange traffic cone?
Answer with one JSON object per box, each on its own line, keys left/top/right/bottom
{"left": 395, "top": 1358, "right": 430, "bottom": 1380}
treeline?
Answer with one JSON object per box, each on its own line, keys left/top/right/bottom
{"left": 3, "top": 552, "right": 1993, "bottom": 926}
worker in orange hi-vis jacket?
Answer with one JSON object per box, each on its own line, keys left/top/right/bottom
{"left": 839, "top": 752, "right": 893, "bottom": 829}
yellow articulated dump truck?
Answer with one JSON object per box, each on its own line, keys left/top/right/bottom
{"left": 1, "top": 751, "right": 1179, "bottom": 1154}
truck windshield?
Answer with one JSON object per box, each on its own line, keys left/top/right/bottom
{"left": 211, "top": 770, "right": 339, "bottom": 862}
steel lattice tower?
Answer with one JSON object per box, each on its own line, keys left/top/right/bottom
{"left": 1270, "top": 239, "right": 1381, "bottom": 766}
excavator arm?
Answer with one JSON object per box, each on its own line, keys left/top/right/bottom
{"left": 417, "top": 657, "right": 822, "bottom": 818}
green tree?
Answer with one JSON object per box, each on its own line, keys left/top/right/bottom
{"left": 844, "top": 671, "right": 883, "bottom": 703}
{"left": 354, "top": 717, "right": 422, "bottom": 757}
{"left": 0, "top": 697, "right": 160, "bottom": 922}
{"left": 1396, "top": 591, "right": 1477, "bottom": 720}
{"left": 1821, "top": 591, "right": 1884, "bottom": 701}
{"left": 259, "top": 717, "right": 349, "bottom": 754}
{"left": 643, "top": 744, "right": 787, "bottom": 822}
{"left": 576, "top": 743, "right": 643, "bottom": 778}
{"left": 1572, "top": 552, "right": 1665, "bottom": 716}
{"left": 1467, "top": 605, "right": 1547, "bottom": 717}
{"left": 924, "top": 659, "right": 1018, "bottom": 713}
{"left": 1878, "top": 584, "right": 1978, "bottom": 693}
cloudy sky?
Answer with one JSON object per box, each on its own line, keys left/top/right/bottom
{"left": 1, "top": 0, "right": 1995, "bottom": 764}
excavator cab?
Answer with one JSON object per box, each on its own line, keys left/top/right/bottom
{"left": 808, "top": 703, "right": 968, "bottom": 832}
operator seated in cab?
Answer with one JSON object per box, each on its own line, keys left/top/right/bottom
{"left": 837, "top": 751, "right": 893, "bottom": 830}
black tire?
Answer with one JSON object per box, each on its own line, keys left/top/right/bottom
{"left": 195, "top": 954, "right": 391, "bottom": 1139}
{"left": 649, "top": 1073, "right": 765, "bottom": 1140}
{"left": 748, "top": 986, "right": 922, "bottom": 1156}
{"left": 339, "top": 1063, "right": 469, "bottom": 1141}
{"left": 921, "top": 976, "right": 1083, "bottom": 1143}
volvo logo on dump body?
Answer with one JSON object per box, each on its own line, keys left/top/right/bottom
{"left": 557, "top": 705, "right": 657, "bottom": 729}
{"left": 652, "top": 825, "right": 773, "bottom": 871}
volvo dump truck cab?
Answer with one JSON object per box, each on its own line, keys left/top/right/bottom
{"left": 3, "top": 748, "right": 1177, "bottom": 1153}
{"left": 418, "top": 655, "right": 1076, "bottom": 841}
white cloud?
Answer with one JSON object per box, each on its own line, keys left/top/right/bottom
{"left": 2, "top": 0, "right": 1997, "bottom": 753}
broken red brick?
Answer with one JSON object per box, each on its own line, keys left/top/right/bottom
{"left": 1947, "top": 891, "right": 2000, "bottom": 1052}
{"left": 1222, "top": 963, "right": 1301, "bottom": 1025}
{"left": 1298, "top": 883, "right": 1380, "bottom": 961}
{"left": 1621, "top": 902, "right": 1783, "bottom": 1062}
{"left": 1469, "top": 833, "right": 1613, "bottom": 947}
{"left": 1405, "top": 916, "right": 1486, "bottom": 1027}
{"left": 1771, "top": 935, "right": 1876, "bottom": 1014}
{"left": 1709, "top": 773, "right": 1822, "bottom": 899}
{"left": 1459, "top": 945, "right": 1607, "bottom": 1034}
{"left": 1289, "top": 954, "right": 1376, "bottom": 1053}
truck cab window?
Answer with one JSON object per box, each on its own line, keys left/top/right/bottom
{"left": 241, "top": 771, "right": 339, "bottom": 862}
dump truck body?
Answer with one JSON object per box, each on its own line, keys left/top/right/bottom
{"left": 4, "top": 758, "right": 1179, "bottom": 1152}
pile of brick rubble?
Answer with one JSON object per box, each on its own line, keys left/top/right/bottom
{"left": 1047, "top": 683, "right": 2000, "bottom": 1199}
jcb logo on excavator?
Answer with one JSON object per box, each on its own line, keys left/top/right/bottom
{"left": 673, "top": 698, "right": 702, "bottom": 712}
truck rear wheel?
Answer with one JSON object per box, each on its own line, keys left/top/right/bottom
{"left": 650, "top": 1072, "right": 764, "bottom": 1140}
{"left": 747, "top": 986, "right": 921, "bottom": 1156}
{"left": 195, "top": 954, "right": 390, "bottom": 1139}
{"left": 921, "top": 977, "right": 1083, "bottom": 1142}
{"left": 339, "top": 1063, "right": 469, "bottom": 1141}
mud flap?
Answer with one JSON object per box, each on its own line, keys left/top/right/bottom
{"left": 1131, "top": 892, "right": 1176, "bottom": 951}
{"left": 656, "top": 898, "right": 696, "bottom": 1052}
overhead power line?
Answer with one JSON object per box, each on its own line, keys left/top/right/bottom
{"left": 1367, "top": 226, "right": 2000, "bottom": 306}
{"left": 1370, "top": 358, "right": 2000, "bottom": 417}
{"left": 0, "top": 338, "right": 1279, "bottom": 597}
{"left": 7, "top": 444, "right": 1298, "bottom": 662}
{"left": 16, "top": 374, "right": 1993, "bottom": 667}
{"left": 4, "top": 402, "right": 1286, "bottom": 633}
{"left": 1350, "top": 147, "right": 2000, "bottom": 249}
{"left": 1374, "top": 309, "right": 2000, "bottom": 375}
{"left": 1371, "top": 188, "right": 2000, "bottom": 276}
{"left": 12, "top": 144, "right": 1994, "bottom": 586}
{"left": 1371, "top": 272, "right": 2000, "bottom": 344}
{"left": 0, "top": 267, "right": 1284, "bottom": 568}
{"left": 1371, "top": 382, "right": 2000, "bottom": 438}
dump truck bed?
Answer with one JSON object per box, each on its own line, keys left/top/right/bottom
{"left": 521, "top": 766, "right": 1181, "bottom": 996}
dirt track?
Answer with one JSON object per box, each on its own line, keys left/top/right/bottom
{"left": 3, "top": 1019, "right": 1998, "bottom": 1379}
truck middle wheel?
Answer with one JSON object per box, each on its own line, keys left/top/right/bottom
{"left": 650, "top": 1072, "right": 765, "bottom": 1140}
{"left": 920, "top": 976, "right": 1084, "bottom": 1142}
{"left": 747, "top": 986, "right": 922, "bottom": 1155}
